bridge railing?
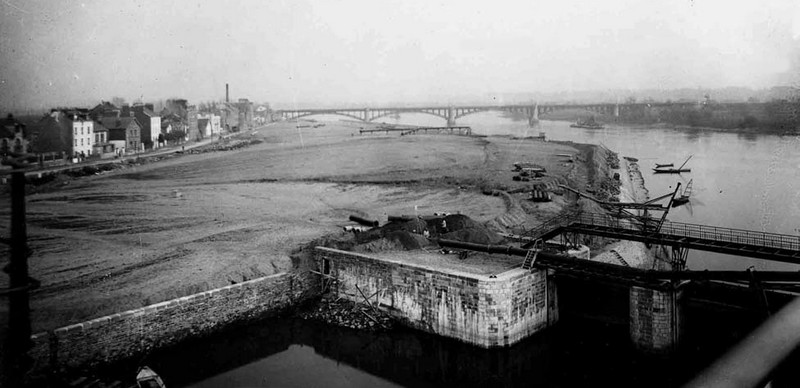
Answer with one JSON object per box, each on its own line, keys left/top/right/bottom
{"left": 524, "top": 212, "right": 800, "bottom": 252}
{"left": 567, "top": 213, "right": 800, "bottom": 252}
{"left": 657, "top": 221, "right": 800, "bottom": 252}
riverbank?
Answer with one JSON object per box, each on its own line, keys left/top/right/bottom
{"left": 589, "top": 156, "right": 666, "bottom": 270}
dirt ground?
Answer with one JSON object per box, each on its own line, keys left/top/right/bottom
{"left": 0, "top": 119, "right": 592, "bottom": 332}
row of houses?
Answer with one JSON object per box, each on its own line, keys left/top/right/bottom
{"left": 1, "top": 101, "right": 238, "bottom": 161}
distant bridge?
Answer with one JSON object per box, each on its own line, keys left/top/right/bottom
{"left": 275, "top": 102, "right": 698, "bottom": 127}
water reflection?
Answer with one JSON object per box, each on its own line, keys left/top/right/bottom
{"left": 681, "top": 128, "right": 706, "bottom": 143}
{"left": 116, "top": 298, "right": 791, "bottom": 388}
{"left": 131, "top": 317, "right": 694, "bottom": 388}
{"left": 736, "top": 131, "right": 760, "bottom": 143}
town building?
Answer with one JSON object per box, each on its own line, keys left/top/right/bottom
{"left": 98, "top": 115, "right": 142, "bottom": 155}
{"left": 124, "top": 103, "right": 162, "bottom": 149}
{"left": 1, "top": 114, "right": 32, "bottom": 157}
{"left": 91, "top": 121, "right": 116, "bottom": 158}
{"left": 197, "top": 118, "right": 211, "bottom": 138}
{"left": 35, "top": 109, "right": 94, "bottom": 159}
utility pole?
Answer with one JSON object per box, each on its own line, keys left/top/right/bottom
{"left": 1, "top": 152, "right": 38, "bottom": 387}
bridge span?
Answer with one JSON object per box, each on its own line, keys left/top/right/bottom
{"left": 276, "top": 102, "right": 697, "bottom": 127}
{"left": 516, "top": 212, "right": 800, "bottom": 267}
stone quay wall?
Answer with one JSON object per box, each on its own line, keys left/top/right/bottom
{"left": 315, "top": 247, "right": 558, "bottom": 347}
{"left": 27, "top": 270, "right": 318, "bottom": 374}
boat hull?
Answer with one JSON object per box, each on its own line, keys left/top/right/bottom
{"left": 653, "top": 168, "right": 691, "bottom": 174}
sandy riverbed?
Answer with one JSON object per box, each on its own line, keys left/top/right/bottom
{"left": 1, "top": 119, "right": 599, "bottom": 331}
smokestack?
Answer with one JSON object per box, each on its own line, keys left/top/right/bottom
{"left": 226, "top": 83, "right": 229, "bottom": 103}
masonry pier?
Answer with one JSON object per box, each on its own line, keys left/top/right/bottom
{"left": 314, "top": 246, "right": 684, "bottom": 352}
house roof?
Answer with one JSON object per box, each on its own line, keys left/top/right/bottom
{"left": 93, "top": 121, "right": 109, "bottom": 132}
{"left": 99, "top": 117, "right": 139, "bottom": 130}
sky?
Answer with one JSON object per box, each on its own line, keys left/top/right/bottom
{"left": 1, "top": 0, "right": 799, "bottom": 111}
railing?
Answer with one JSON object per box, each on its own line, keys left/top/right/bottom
{"left": 521, "top": 212, "right": 577, "bottom": 240}
{"left": 523, "top": 212, "right": 800, "bottom": 252}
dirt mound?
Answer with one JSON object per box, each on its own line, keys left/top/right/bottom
{"left": 351, "top": 213, "right": 503, "bottom": 252}
{"left": 440, "top": 228, "right": 504, "bottom": 245}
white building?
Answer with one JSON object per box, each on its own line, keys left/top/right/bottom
{"left": 71, "top": 117, "right": 94, "bottom": 157}
{"left": 198, "top": 113, "right": 222, "bottom": 135}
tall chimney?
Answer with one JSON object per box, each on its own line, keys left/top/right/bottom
{"left": 226, "top": 83, "right": 229, "bottom": 103}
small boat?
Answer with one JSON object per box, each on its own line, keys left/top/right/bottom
{"left": 655, "top": 163, "right": 673, "bottom": 168}
{"left": 570, "top": 117, "right": 604, "bottom": 129}
{"left": 623, "top": 156, "right": 639, "bottom": 162}
{"left": 672, "top": 179, "right": 693, "bottom": 207}
{"left": 137, "top": 366, "right": 166, "bottom": 388}
{"left": 653, "top": 155, "right": 692, "bottom": 174}
{"left": 653, "top": 168, "right": 690, "bottom": 174}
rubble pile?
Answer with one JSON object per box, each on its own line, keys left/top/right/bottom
{"left": 298, "top": 296, "right": 394, "bottom": 331}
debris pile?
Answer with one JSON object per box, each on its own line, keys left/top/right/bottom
{"left": 298, "top": 296, "right": 394, "bottom": 331}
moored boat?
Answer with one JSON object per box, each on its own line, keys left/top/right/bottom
{"left": 570, "top": 117, "right": 604, "bottom": 129}
{"left": 137, "top": 366, "right": 166, "bottom": 388}
{"left": 653, "top": 155, "right": 692, "bottom": 174}
{"left": 672, "top": 179, "right": 693, "bottom": 207}
{"left": 653, "top": 168, "right": 691, "bottom": 174}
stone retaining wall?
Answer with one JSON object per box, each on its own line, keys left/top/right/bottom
{"left": 27, "top": 270, "right": 318, "bottom": 374}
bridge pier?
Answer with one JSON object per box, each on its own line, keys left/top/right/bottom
{"left": 629, "top": 285, "right": 684, "bottom": 353}
{"left": 446, "top": 106, "right": 456, "bottom": 127}
{"left": 528, "top": 104, "right": 539, "bottom": 126}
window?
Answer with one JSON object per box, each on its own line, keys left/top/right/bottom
{"left": 81, "top": 139, "right": 83, "bottom": 145}
{"left": 74, "top": 139, "right": 77, "bottom": 146}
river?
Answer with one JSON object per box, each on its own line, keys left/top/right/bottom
{"left": 134, "top": 115, "right": 800, "bottom": 387}
{"left": 388, "top": 112, "right": 800, "bottom": 271}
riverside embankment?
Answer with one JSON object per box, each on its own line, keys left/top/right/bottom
{"left": 2, "top": 117, "right": 625, "bottom": 383}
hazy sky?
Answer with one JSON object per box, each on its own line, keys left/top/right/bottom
{"left": 1, "top": 0, "right": 799, "bottom": 110}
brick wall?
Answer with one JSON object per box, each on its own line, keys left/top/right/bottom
{"left": 629, "top": 286, "right": 682, "bottom": 353}
{"left": 315, "top": 247, "right": 557, "bottom": 347}
{"left": 27, "top": 270, "right": 318, "bottom": 374}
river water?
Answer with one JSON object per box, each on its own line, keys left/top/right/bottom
{"left": 140, "top": 115, "right": 799, "bottom": 387}
{"left": 388, "top": 113, "right": 800, "bottom": 271}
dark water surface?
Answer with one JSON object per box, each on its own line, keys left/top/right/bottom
{"left": 130, "top": 315, "right": 744, "bottom": 388}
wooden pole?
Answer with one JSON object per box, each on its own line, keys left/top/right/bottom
{"left": 2, "top": 170, "right": 32, "bottom": 387}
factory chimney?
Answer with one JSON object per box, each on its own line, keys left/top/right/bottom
{"left": 226, "top": 83, "right": 229, "bottom": 103}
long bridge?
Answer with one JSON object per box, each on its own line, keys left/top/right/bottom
{"left": 276, "top": 102, "right": 698, "bottom": 127}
